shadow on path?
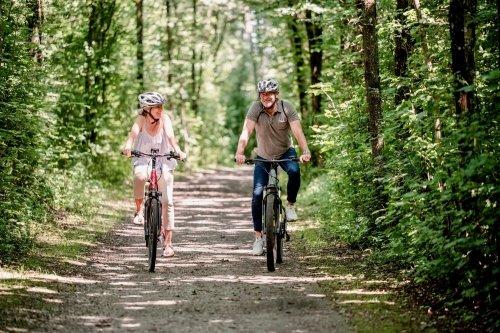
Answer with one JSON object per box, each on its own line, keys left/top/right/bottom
{"left": 1, "top": 167, "right": 351, "bottom": 333}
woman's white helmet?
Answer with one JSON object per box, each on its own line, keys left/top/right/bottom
{"left": 257, "top": 79, "right": 279, "bottom": 93}
{"left": 138, "top": 92, "right": 166, "bottom": 108}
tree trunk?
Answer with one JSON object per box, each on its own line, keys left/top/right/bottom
{"left": 360, "top": 0, "right": 385, "bottom": 228}
{"left": 449, "top": 0, "right": 477, "bottom": 117}
{"left": 165, "top": 0, "right": 174, "bottom": 115}
{"left": 287, "top": 10, "right": 309, "bottom": 118}
{"left": 360, "top": 0, "right": 383, "bottom": 158}
{"left": 135, "top": 0, "right": 144, "bottom": 93}
{"left": 413, "top": 0, "right": 433, "bottom": 70}
{"left": 245, "top": 12, "right": 259, "bottom": 87}
{"left": 304, "top": 9, "right": 323, "bottom": 115}
{"left": 26, "top": 0, "right": 43, "bottom": 62}
{"left": 394, "top": 0, "right": 413, "bottom": 104}
{"left": 191, "top": 0, "right": 199, "bottom": 115}
{"left": 84, "top": 0, "right": 116, "bottom": 145}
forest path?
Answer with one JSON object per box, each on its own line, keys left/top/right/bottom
{"left": 38, "top": 167, "right": 351, "bottom": 332}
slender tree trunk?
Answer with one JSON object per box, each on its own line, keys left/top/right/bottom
{"left": 245, "top": 12, "right": 259, "bottom": 87}
{"left": 26, "top": 0, "right": 43, "bottom": 62}
{"left": 135, "top": 0, "right": 144, "bottom": 93}
{"left": 84, "top": 0, "right": 116, "bottom": 145}
{"left": 360, "top": 0, "right": 385, "bottom": 229}
{"left": 413, "top": 0, "right": 433, "bottom": 70}
{"left": 394, "top": 0, "right": 413, "bottom": 104}
{"left": 190, "top": 0, "right": 199, "bottom": 115}
{"left": 304, "top": 9, "right": 323, "bottom": 115}
{"left": 449, "top": 0, "right": 477, "bottom": 117}
{"left": 287, "top": 8, "right": 309, "bottom": 118}
{"left": 360, "top": 0, "right": 383, "bottom": 159}
{"left": 165, "top": 0, "right": 175, "bottom": 116}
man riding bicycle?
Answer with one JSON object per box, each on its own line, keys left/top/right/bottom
{"left": 234, "top": 79, "right": 311, "bottom": 256}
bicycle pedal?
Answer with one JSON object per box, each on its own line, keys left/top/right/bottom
{"left": 286, "top": 232, "right": 291, "bottom": 242}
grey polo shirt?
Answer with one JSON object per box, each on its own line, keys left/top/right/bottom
{"left": 246, "top": 99, "right": 300, "bottom": 160}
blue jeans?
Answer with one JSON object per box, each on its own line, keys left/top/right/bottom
{"left": 251, "top": 148, "right": 300, "bottom": 232}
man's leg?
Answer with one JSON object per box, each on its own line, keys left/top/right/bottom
{"left": 252, "top": 160, "right": 270, "bottom": 234}
{"left": 251, "top": 160, "right": 269, "bottom": 255}
{"left": 279, "top": 148, "right": 300, "bottom": 221}
{"left": 279, "top": 148, "right": 301, "bottom": 204}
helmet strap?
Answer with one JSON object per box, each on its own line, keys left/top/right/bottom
{"left": 143, "top": 110, "right": 160, "bottom": 124}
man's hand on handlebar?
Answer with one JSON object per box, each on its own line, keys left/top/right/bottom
{"left": 300, "top": 153, "right": 311, "bottom": 163}
{"left": 234, "top": 153, "right": 245, "bottom": 165}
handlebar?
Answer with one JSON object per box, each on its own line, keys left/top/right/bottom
{"left": 239, "top": 157, "right": 300, "bottom": 165}
{"left": 122, "top": 149, "right": 182, "bottom": 160}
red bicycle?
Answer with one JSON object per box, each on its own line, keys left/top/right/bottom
{"left": 130, "top": 148, "right": 181, "bottom": 272}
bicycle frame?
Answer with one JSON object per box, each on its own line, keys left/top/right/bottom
{"left": 130, "top": 148, "right": 180, "bottom": 272}
{"left": 245, "top": 156, "right": 299, "bottom": 271}
{"left": 262, "top": 164, "right": 284, "bottom": 237}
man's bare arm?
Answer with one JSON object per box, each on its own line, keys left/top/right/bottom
{"left": 290, "top": 120, "right": 311, "bottom": 162}
{"left": 235, "top": 119, "right": 256, "bottom": 164}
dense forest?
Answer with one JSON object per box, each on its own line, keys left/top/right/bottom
{"left": 0, "top": 0, "right": 498, "bottom": 329}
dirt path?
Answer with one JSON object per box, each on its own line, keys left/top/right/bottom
{"left": 37, "top": 167, "right": 351, "bottom": 332}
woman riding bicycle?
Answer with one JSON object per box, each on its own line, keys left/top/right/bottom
{"left": 122, "top": 92, "right": 186, "bottom": 257}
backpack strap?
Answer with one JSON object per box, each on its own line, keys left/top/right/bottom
{"left": 256, "top": 100, "right": 288, "bottom": 122}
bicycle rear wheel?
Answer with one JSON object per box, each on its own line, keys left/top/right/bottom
{"left": 265, "top": 195, "right": 277, "bottom": 272}
{"left": 147, "top": 198, "right": 160, "bottom": 273}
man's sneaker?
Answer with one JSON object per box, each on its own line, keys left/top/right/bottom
{"left": 133, "top": 212, "right": 144, "bottom": 225}
{"left": 285, "top": 204, "right": 298, "bottom": 221}
{"left": 252, "top": 237, "right": 264, "bottom": 256}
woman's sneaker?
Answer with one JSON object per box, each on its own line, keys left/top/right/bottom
{"left": 252, "top": 237, "right": 264, "bottom": 256}
{"left": 162, "top": 245, "right": 175, "bottom": 257}
{"left": 133, "top": 212, "right": 144, "bottom": 225}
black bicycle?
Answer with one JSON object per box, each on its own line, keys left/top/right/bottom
{"left": 130, "top": 149, "right": 181, "bottom": 273}
{"left": 245, "top": 157, "right": 300, "bottom": 272}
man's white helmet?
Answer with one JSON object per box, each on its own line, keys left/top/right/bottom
{"left": 138, "top": 92, "right": 166, "bottom": 108}
{"left": 257, "top": 79, "right": 279, "bottom": 93}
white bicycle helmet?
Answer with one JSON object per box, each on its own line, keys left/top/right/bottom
{"left": 257, "top": 79, "right": 279, "bottom": 93}
{"left": 138, "top": 92, "right": 166, "bottom": 108}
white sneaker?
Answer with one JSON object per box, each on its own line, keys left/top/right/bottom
{"left": 251, "top": 237, "right": 264, "bottom": 256}
{"left": 133, "top": 212, "right": 144, "bottom": 225}
{"left": 285, "top": 204, "right": 298, "bottom": 221}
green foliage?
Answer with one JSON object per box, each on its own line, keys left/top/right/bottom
{"left": 0, "top": 1, "right": 52, "bottom": 261}
{"left": 299, "top": 0, "right": 498, "bottom": 328}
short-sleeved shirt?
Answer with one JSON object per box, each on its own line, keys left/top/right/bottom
{"left": 246, "top": 99, "right": 300, "bottom": 160}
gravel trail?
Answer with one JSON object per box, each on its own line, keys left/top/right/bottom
{"left": 41, "top": 167, "right": 351, "bottom": 332}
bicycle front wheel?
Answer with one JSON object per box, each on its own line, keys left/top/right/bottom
{"left": 265, "top": 195, "right": 277, "bottom": 272}
{"left": 276, "top": 212, "right": 283, "bottom": 264}
{"left": 147, "top": 198, "right": 160, "bottom": 273}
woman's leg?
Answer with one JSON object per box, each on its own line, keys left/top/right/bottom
{"left": 133, "top": 165, "right": 148, "bottom": 223}
{"left": 159, "top": 167, "right": 175, "bottom": 255}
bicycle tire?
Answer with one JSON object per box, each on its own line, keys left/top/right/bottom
{"left": 276, "top": 207, "right": 283, "bottom": 264}
{"left": 147, "top": 198, "right": 160, "bottom": 273}
{"left": 265, "top": 195, "right": 277, "bottom": 272}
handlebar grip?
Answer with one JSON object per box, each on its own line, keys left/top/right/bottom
{"left": 131, "top": 150, "right": 141, "bottom": 157}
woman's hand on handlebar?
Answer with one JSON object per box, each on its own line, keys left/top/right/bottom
{"left": 122, "top": 147, "right": 131, "bottom": 158}
{"left": 177, "top": 150, "right": 187, "bottom": 161}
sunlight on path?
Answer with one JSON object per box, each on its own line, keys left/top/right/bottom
{"left": 3, "top": 167, "right": 351, "bottom": 333}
